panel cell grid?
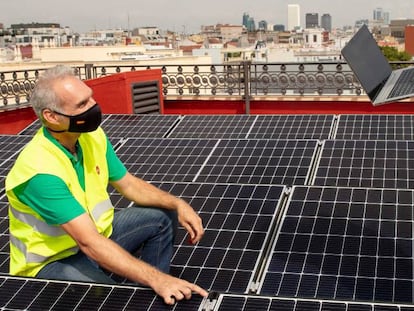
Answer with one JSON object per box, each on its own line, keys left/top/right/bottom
{"left": 196, "top": 139, "right": 318, "bottom": 185}
{"left": 249, "top": 115, "right": 335, "bottom": 140}
{"left": 215, "top": 294, "right": 414, "bottom": 311}
{"left": 156, "top": 182, "right": 285, "bottom": 293}
{"left": 0, "top": 135, "right": 32, "bottom": 171}
{"left": 336, "top": 115, "right": 414, "bottom": 140}
{"left": 115, "top": 138, "right": 219, "bottom": 182}
{"left": 101, "top": 114, "right": 179, "bottom": 138}
{"left": 168, "top": 115, "right": 255, "bottom": 139}
{"left": 314, "top": 140, "right": 414, "bottom": 189}
{"left": 0, "top": 276, "right": 204, "bottom": 310}
{"left": 261, "top": 186, "right": 414, "bottom": 304}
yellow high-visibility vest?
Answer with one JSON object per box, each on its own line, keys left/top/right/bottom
{"left": 6, "top": 127, "right": 114, "bottom": 277}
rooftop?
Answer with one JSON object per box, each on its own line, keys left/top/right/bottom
{"left": 1, "top": 64, "right": 414, "bottom": 310}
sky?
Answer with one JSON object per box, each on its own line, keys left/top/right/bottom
{"left": 1, "top": 0, "right": 414, "bottom": 33}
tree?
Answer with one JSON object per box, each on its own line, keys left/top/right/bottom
{"left": 379, "top": 46, "right": 412, "bottom": 68}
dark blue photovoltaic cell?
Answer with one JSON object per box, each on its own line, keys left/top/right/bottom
{"left": 261, "top": 186, "right": 414, "bottom": 304}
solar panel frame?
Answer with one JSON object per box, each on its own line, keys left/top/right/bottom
{"left": 259, "top": 185, "right": 414, "bottom": 304}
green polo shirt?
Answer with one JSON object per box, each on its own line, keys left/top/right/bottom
{"left": 12, "top": 127, "right": 127, "bottom": 225}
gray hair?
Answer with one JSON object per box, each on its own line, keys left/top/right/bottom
{"left": 30, "top": 65, "right": 76, "bottom": 121}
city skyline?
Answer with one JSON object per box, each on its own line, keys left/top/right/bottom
{"left": 1, "top": 0, "right": 413, "bottom": 33}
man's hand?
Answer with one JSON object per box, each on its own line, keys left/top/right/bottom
{"left": 176, "top": 200, "right": 204, "bottom": 244}
{"left": 151, "top": 272, "right": 208, "bottom": 305}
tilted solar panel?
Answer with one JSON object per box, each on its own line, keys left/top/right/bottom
{"left": 248, "top": 115, "right": 335, "bottom": 140}
{"left": 108, "top": 182, "right": 286, "bottom": 293}
{"left": 212, "top": 294, "right": 414, "bottom": 311}
{"left": 0, "top": 276, "right": 204, "bottom": 310}
{"left": 168, "top": 115, "right": 335, "bottom": 140}
{"left": 101, "top": 114, "right": 180, "bottom": 138}
{"left": 168, "top": 115, "right": 256, "bottom": 139}
{"left": 313, "top": 140, "right": 414, "bottom": 189}
{"left": 260, "top": 186, "right": 414, "bottom": 304}
{"left": 115, "top": 138, "right": 219, "bottom": 182}
{"left": 336, "top": 115, "right": 414, "bottom": 140}
{"left": 196, "top": 139, "right": 318, "bottom": 185}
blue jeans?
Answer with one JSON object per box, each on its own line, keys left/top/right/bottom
{"left": 36, "top": 206, "right": 177, "bottom": 284}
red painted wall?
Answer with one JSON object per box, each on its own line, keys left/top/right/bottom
{"left": 0, "top": 107, "right": 37, "bottom": 134}
{"left": 162, "top": 99, "right": 414, "bottom": 115}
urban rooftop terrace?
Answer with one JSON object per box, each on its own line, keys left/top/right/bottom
{"left": 1, "top": 60, "right": 414, "bottom": 310}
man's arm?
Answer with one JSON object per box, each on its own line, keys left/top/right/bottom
{"left": 61, "top": 213, "right": 208, "bottom": 304}
{"left": 110, "top": 172, "right": 204, "bottom": 244}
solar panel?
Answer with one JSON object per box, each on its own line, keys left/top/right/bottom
{"left": 168, "top": 115, "right": 335, "bottom": 140}
{"left": 0, "top": 276, "right": 205, "bottom": 310}
{"left": 101, "top": 114, "right": 180, "bottom": 138}
{"left": 152, "top": 182, "right": 285, "bottom": 293}
{"left": 313, "top": 140, "right": 414, "bottom": 189}
{"left": 168, "top": 115, "right": 256, "bottom": 139}
{"left": 212, "top": 294, "right": 414, "bottom": 311}
{"left": 196, "top": 139, "right": 318, "bottom": 185}
{"left": 260, "top": 186, "right": 414, "bottom": 304}
{"left": 115, "top": 138, "right": 219, "bottom": 182}
{"left": 248, "top": 115, "right": 335, "bottom": 140}
{"left": 336, "top": 115, "right": 414, "bottom": 140}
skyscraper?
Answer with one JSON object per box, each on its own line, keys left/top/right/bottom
{"left": 288, "top": 4, "right": 301, "bottom": 31}
{"left": 321, "top": 14, "right": 332, "bottom": 32}
{"left": 305, "top": 13, "right": 319, "bottom": 28}
{"left": 373, "top": 8, "right": 383, "bottom": 21}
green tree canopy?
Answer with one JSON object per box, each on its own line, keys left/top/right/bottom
{"left": 380, "top": 46, "right": 411, "bottom": 61}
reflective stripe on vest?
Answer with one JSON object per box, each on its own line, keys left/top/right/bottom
{"left": 9, "top": 198, "right": 112, "bottom": 264}
{"left": 91, "top": 199, "right": 113, "bottom": 222}
{"left": 10, "top": 235, "right": 79, "bottom": 263}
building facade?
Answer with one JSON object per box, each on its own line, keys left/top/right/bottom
{"left": 305, "top": 13, "right": 319, "bottom": 28}
{"left": 288, "top": 4, "right": 301, "bottom": 31}
{"left": 321, "top": 14, "right": 332, "bottom": 32}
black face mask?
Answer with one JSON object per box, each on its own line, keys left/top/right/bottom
{"left": 52, "top": 103, "right": 102, "bottom": 133}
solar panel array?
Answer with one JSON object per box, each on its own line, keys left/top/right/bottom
{"left": 0, "top": 113, "right": 414, "bottom": 311}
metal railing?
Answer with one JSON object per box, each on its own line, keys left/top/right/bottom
{"left": 1, "top": 61, "right": 413, "bottom": 110}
